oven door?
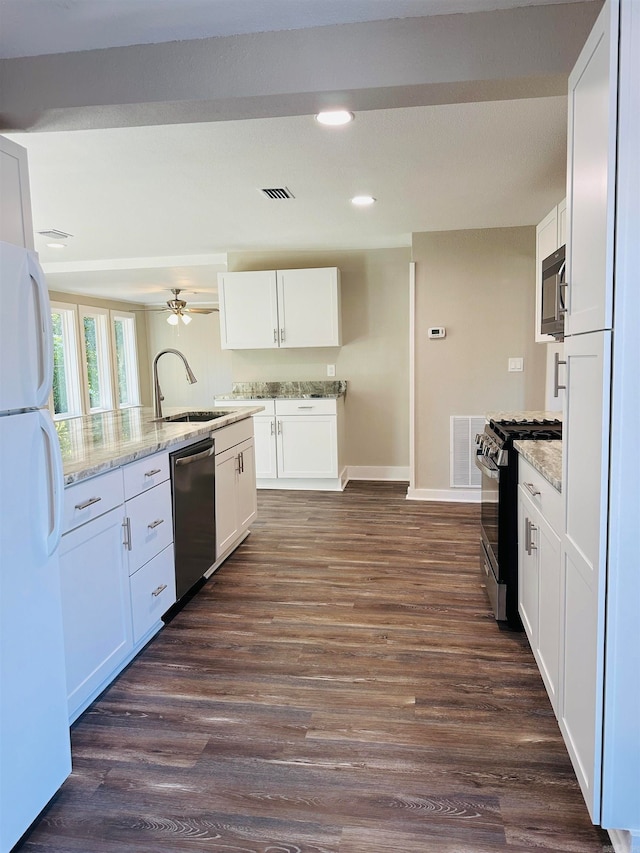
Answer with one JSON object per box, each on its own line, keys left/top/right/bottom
{"left": 476, "top": 453, "right": 507, "bottom": 621}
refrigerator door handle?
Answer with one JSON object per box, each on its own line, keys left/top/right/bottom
{"left": 40, "top": 410, "right": 64, "bottom": 555}
{"left": 28, "top": 252, "right": 54, "bottom": 408}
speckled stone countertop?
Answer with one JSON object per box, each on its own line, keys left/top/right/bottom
{"left": 216, "top": 380, "right": 347, "bottom": 400}
{"left": 486, "top": 410, "right": 563, "bottom": 422}
{"left": 514, "top": 440, "right": 563, "bottom": 492}
{"left": 56, "top": 406, "right": 263, "bottom": 486}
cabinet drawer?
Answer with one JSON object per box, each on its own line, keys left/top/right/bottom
{"left": 63, "top": 469, "right": 124, "bottom": 534}
{"left": 130, "top": 544, "right": 176, "bottom": 643}
{"left": 123, "top": 451, "right": 169, "bottom": 500}
{"left": 214, "top": 417, "right": 253, "bottom": 454}
{"left": 519, "top": 457, "right": 563, "bottom": 533}
{"left": 275, "top": 398, "right": 337, "bottom": 416}
{"left": 126, "top": 480, "right": 173, "bottom": 575}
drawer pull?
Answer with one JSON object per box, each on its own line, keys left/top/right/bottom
{"left": 151, "top": 584, "right": 167, "bottom": 597}
{"left": 297, "top": 405, "right": 313, "bottom": 409}
{"left": 122, "top": 517, "right": 132, "bottom": 551}
{"left": 75, "top": 496, "right": 102, "bottom": 511}
{"left": 524, "top": 482, "right": 541, "bottom": 497}
{"left": 147, "top": 518, "right": 164, "bottom": 530}
{"left": 144, "top": 468, "right": 162, "bottom": 478}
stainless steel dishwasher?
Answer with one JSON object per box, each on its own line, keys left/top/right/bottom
{"left": 169, "top": 437, "right": 216, "bottom": 601}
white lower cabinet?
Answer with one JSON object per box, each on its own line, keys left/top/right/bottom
{"left": 276, "top": 413, "right": 338, "bottom": 478}
{"left": 253, "top": 414, "right": 278, "bottom": 479}
{"left": 59, "top": 505, "right": 133, "bottom": 722}
{"left": 213, "top": 419, "right": 257, "bottom": 559}
{"left": 129, "top": 545, "right": 176, "bottom": 644}
{"left": 517, "top": 461, "right": 562, "bottom": 715}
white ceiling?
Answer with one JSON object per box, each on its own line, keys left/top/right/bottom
{"left": 0, "top": 0, "right": 589, "bottom": 58}
{"left": 3, "top": 0, "right": 576, "bottom": 304}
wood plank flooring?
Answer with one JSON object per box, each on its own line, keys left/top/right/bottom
{"left": 17, "top": 483, "right": 610, "bottom": 852}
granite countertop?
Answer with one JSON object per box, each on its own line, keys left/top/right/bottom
{"left": 56, "top": 405, "right": 263, "bottom": 486}
{"left": 486, "top": 410, "right": 563, "bottom": 422}
{"left": 216, "top": 379, "right": 347, "bottom": 401}
{"left": 514, "top": 439, "right": 563, "bottom": 492}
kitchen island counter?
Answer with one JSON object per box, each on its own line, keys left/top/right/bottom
{"left": 56, "top": 406, "right": 263, "bottom": 486}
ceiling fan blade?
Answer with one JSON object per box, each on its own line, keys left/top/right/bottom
{"left": 184, "top": 307, "right": 218, "bottom": 314}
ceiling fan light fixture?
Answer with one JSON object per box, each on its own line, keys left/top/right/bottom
{"left": 181, "top": 313, "right": 192, "bottom": 325}
{"left": 315, "top": 110, "right": 354, "bottom": 126}
{"left": 167, "top": 313, "right": 179, "bottom": 326}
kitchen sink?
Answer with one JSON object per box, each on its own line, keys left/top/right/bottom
{"left": 157, "top": 410, "right": 233, "bottom": 423}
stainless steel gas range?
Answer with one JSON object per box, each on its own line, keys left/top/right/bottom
{"left": 475, "top": 418, "right": 562, "bottom": 629}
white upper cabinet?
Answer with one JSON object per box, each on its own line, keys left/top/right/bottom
{"left": 0, "top": 135, "right": 34, "bottom": 249}
{"left": 218, "top": 267, "right": 341, "bottom": 350}
{"left": 565, "top": 2, "right": 618, "bottom": 336}
{"left": 276, "top": 268, "right": 341, "bottom": 348}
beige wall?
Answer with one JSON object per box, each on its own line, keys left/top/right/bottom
{"left": 412, "top": 227, "right": 546, "bottom": 492}
{"left": 48, "top": 290, "right": 152, "bottom": 406}
{"left": 227, "top": 248, "right": 411, "bottom": 468}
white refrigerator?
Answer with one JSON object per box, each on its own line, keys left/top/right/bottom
{"left": 0, "top": 240, "right": 71, "bottom": 852}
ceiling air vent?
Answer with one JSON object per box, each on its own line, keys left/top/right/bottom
{"left": 37, "top": 229, "right": 73, "bottom": 240}
{"left": 260, "top": 187, "right": 295, "bottom": 200}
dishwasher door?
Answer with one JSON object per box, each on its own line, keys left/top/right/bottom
{"left": 170, "top": 437, "right": 216, "bottom": 600}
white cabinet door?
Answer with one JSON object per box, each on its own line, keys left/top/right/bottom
{"left": 218, "top": 270, "right": 278, "bottom": 349}
{"left": 276, "top": 267, "right": 341, "bottom": 348}
{"left": 536, "top": 511, "right": 561, "bottom": 714}
{"left": 236, "top": 438, "right": 257, "bottom": 531}
{"left": 215, "top": 446, "right": 241, "bottom": 556}
{"left": 557, "top": 197, "right": 567, "bottom": 248}
{"left": 518, "top": 487, "right": 539, "bottom": 645}
{"left": 277, "top": 415, "right": 338, "bottom": 478}
{"left": 59, "top": 506, "right": 133, "bottom": 722}
{"left": 0, "top": 135, "right": 34, "bottom": 249}
{"left": 565, "top": 3, "right": 618, "bottom": 336}
{"left": 253, "top": 415, "right": 278, "bottom": 479}
{"left": 560, "top": 329, "right": 612, "bottom": 822}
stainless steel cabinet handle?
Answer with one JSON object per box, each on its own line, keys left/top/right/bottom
{"left": 525, "top": 518, "right": 531, "bottom": 555}
{"left": 554, "top": 352, "right": 567, "bottom": 398}
{"left": 270, "top": 420, "right": 275, "bottom": 436}
{"left": 273, "top": 328, "right": 278, "bottom": 344}
{"left": 529, "top": 522, "right": 538, "bottom": 552}
{"left": 280, "top": 327, "right": 285, "bottom": 343}
{"left": 239, "top": 451, "right": 244, "bottom": 473}
{"left": 75, "top": 495, "right": 102, "bottom": 511}
{"left": 277, "top": 420, "right": 282, "bottom": 435}
{"left": 297, "top": 405, "right": 313, "bottom": 409}
{"left": 122, "top": 517, "right": 132, "bottom": 551}
{"left": 144, "top": 468, "right": 162, "bottom": 478}
{"left": 524, "top": 482, "right": 541, "bottom": 497}
{"left": 147, "top": 518, "right": 164, "bottom": 530}
{"left": 151, "top": 584, "right": 167, "bottom": 597}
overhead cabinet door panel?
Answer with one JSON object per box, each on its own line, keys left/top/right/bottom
{"left": 276, "top": 268, "right": 341, "bottom": 348}
{"left": 218, "top": 270, "right": 278, "bottom": 349}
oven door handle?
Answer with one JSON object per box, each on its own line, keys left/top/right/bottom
{"left": 475, "top": 455, "right": 499, "bottom": 480}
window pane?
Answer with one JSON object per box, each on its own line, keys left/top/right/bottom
{"left": 51, "top": 312, "right": 69, "bottom": 416}
{"left": 83, "top": 316, "right": 101, "bottom": 409}
{"left": 111, "top": 313, "right": 140, "bottom": 408}
{"left": 114, "top": 319, "right": 130, "bottom": 405}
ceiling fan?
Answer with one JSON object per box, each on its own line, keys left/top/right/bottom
{"left": 145, "top": 289, "right": 219, "bottom": 325}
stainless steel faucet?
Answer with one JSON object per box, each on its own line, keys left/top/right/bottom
{"left": 152, "top": 348, "right": 197, "bottom": 419}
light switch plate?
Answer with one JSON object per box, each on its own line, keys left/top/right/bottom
{"left": 508, "top": 357, "right": 524, "bottom": 372}
{"left": 327, "top": 364, "right": 336, "bottom": 377}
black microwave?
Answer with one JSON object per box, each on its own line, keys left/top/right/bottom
{"left": 541, "top": 245, "right": 566, "bottom": 339}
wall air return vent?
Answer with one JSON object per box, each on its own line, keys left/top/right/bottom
{"left": 37, "top": 229, "right": 73, "bottom": 240}
{"left": 450, "top": 415, "right": 485, "bottom": 488}
{"left": 260, "top": 187, "right": 295, "bottom": 200}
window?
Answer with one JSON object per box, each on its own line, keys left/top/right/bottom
{"left": 50, "top": 302, "right": 83, "bottom": 419}
{"left": 111, "top": 310, "right": 141, "bottom": 408}
{"left": 79, "top": 306, "right": 114, "bottom": 412}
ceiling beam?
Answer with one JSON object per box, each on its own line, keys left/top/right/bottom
{"left": 0, "top": 2, "right": 602, "bottom": 132}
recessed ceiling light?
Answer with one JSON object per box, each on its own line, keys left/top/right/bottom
{"left": 351, "top": 195, "right": 376, "bottom": 206}
{"left": 46, "top": 242, "right": 66, "bottom": 249}
{"left": 315, "top": 110, "right": 354, "bottom": 126}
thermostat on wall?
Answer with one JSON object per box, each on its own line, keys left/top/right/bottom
{"left": 428, "top": 327, "right": 446, "bottom": 339}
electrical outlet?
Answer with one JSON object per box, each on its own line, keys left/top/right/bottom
{"left": 508, "top": 357, "right": 524, "bottom": 372}
{"left": 327, "top": 364, "right": 336, "bottom": 377}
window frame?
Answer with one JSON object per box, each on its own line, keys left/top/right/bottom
{"left": 49, "top": 301, "right": 83, "bottom": 421}
{"left": 78, "top": 304, "right": 115, "bottom": 413}
{"left": 110, "top": 309, "right": 141, "bottom": 409}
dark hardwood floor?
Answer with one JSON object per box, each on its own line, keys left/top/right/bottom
{"left": 18, "top": 482, "right": 610, "bottom": 852}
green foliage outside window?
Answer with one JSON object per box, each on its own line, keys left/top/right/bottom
{"left": 114, "top": 319, "right": 129, "bottom": 405}
{"left": 51, "top": 312, "right": 68, "bottom": 414}
{"left": 83, "top": 316, "right": 101, "bottom": 408}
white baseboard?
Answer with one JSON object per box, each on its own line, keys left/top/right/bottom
{"left": 346, "top": 465, "right": 410, "bottom": 481}
{"left": 406, "top": 486, "right": 481, "bottom": 503}
{"left": 608, "top": 829, "right": 637, "bottom": 853}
